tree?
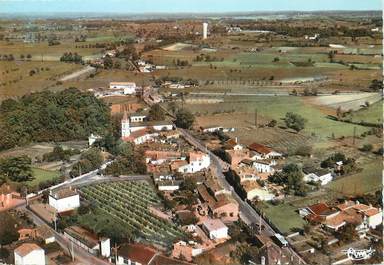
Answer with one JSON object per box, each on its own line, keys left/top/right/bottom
{"left": 0, "top": 212, "right": 19, "bottom": 246}
{"left": 103, "top": 56, "right": 113, "bottom": 69}
{"left": 181, "top": 177, "right": 197, "bottom": 192}
{"left": 369, "top": 79, "right": 383, "bottom": 91}
{"left": 267, "top": 119, "right": 277, "bottom": 127}
{"left": 0, "top": 156, "right": 33, "bottom": 182}
{"left": 360, "top": 144, "right": 373, "bottom": 152}
{"left": 336, "top": 106, "right": 343, "bottom": 120}
{"left": 284, "top": 112, "right": 306, "bottom": 132}
{"left": 321, "top": 152, "right": 346, "bottom": 168}
{"left": 148, "top": 104, "right": 165, "bottom": 121}
{"left": 337, "top": 223, "right": 357, "bottom": 242}
{"left": 69, "top": 148, "right": 103, "bottom": 177}
{"left": 175, "top": 109, "right": 195, "bottom": 129}
{"left": 283, "top": 163, "right": 303, "bottom": 188}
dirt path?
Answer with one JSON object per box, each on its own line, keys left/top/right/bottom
{"left": 59, "top": 65, "right": 96, "bottom": 81}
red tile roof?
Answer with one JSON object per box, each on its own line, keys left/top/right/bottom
{"left": 118, "top": 243, "right": 157, "bottom": 265}
{"left": 248, "top": 143, "right": 272, "bottom": 154}
{"left": 307, "top": 203, "right": 331, "bottom": 216}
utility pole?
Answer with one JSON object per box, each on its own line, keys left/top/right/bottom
{"left": 114, "top": 243, "right": 118, "bottom": 265}
{"left": 255, "top": 108, "right": 258, "bottom": 128}
{"left": 352, "top": 126, "right": 356, "bottom": 145}
{"left": 71, "top": 241, "right": 74, "bottom": 262}
{"left": 53, "top": 209, "right": 57, "bottom": 231}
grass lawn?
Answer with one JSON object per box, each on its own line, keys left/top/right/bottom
{"left": 28, "top": 168, "right": 60, "bottom": 187}
{"left": 327, "top": 159, "right": 382, "bottom": 195}
{"left": 259, "top": 202, "right": 306, "bottom": 235}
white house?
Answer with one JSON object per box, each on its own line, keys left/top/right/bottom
{"left": 303, "top": 168, "right": 333, "bottom": 186}
{"left": 178, "top": 151, "right": 210, "bottom": 174}
{"left": 121, "top": 112, "right": 173, "bottom": 140}
{"left": 109, "top": 82, "right": 136, "bottom": 95}
{"left": 157, "top": 180, "right": 181, "bottom": 191}
{"left": 248, "top": 143, "right": 283, "bottom": 160}
{"left": 64, "top": 226, "right": 110, "bottom": 258}
{"left": 202, "top": 219, "right": 228, "bottom": 240}
{"left": 48, "top": 188, "right": 80, "bottom": 213}
{"left": 130, "top": 112, "right": 147, "bottom": 123}
{"left": 14, "top": 243, "right": 45, "bottom": 265}
{"left": 202, "top": 125, "right": 223, "bottom": 133}
{"left": 252, "top": 160, "right": 276, "bottom": 173}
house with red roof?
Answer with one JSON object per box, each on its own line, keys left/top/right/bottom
{"left": 248, "top": 143, "right": 283, "bottom": 160}
{"left": 117, "top": 243, "right": 192, "bottom": 265}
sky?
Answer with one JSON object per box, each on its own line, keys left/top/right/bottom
{"left": 0, "top": 0, "right": 382, "bottom": 14}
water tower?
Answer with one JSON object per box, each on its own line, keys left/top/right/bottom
{"left": 203, "top": 22, "right": 208, "bottom": 39}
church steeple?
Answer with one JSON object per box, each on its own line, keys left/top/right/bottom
{"left": 121, "top": 111, "right": 130, "bottom": 138}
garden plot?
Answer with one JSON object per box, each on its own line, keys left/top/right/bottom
{"left": 80, "top": 181, "right": 184, "bottom": 247}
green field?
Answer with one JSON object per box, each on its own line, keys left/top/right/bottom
{"left": 186, "top": 96, "right": 369, "bottom": 141}
{"left": 345, "top": 100, "right": 383, "bottom": 125}
{"left": 327, "top": 159, "right": 382, "bottom": 195}
{"left": 25, "top": 168, "right": 60, "bottom": 187}
{"left": 258, "top": 202, "right": 306, "bottom": 234}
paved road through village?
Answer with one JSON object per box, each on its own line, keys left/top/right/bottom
{"left": 178, "top": 128, "right": 307, "bottom": 264}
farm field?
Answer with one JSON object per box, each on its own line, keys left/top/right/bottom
{"left": 0, "top": 40, "right": 103, "bottom": 61}
{"left": 80, "top": 181, "right": 185, "bottom": 247}
{"left": 190, "top": 95, "right": 372, "bottom": 149}
{"left": 308, "top": 92, "right": 382, "bottom": 111}
{"left": 0, "top": 60, "right": 83, "bottom": 99}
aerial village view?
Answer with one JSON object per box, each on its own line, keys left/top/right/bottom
{"left": 0, "top": 0, "right": 382, "bottom": 265}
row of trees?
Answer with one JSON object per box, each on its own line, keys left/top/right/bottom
{"left": 60, "top": 52, "right": 83, "bottom": 63}
{"left": 0, "top": 88, "right": 110, "bottom": 151}
{"left": 104, "top": 142, "right": 147, "bottom": 176}
{"left": 42, "top": 145, "right": 80, "bottom": 162}
{"left": 69, "top": 148, "right": 103, "bottom": 177}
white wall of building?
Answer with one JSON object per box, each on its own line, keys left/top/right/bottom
{"left": 152, "top": 124, "right": 173, "bottom": 131}
{"left": 368, "top": 212, "right": 382, "bottom": 229}
{"left": 304, "top": 173, "right": 333, "bottom": 186}
{"left": 130, "top": 115, "right": 146, "bottom": 122}
{"left": 49, "top": 194, "right": 80, "bottom": 213}
{"left": 204, "top": 226, "right": 228, "bottom": 240}
{"left": 158, "top": 185, "right": 179, "bottom": 191}
{"left": 178, "top": 155, "right": 210, "bottom": 173}
{"left": 100, "top": 238, "right": 111, "bottom": 258}
{"left": 121, "top": 119, "right": 131, "bottom": 137}
{"left": 253, "top": 162, "right": 273, "bottom": 173}
{"left": 15, "top": 249, "right": 45, "bottom": 265}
